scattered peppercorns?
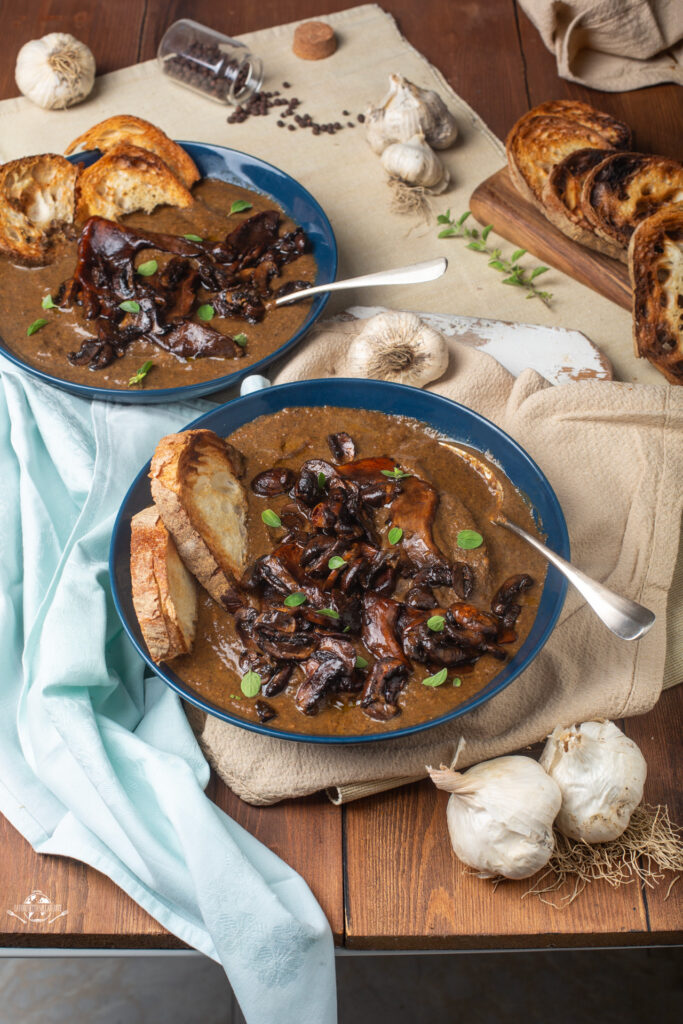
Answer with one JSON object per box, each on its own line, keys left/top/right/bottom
{"left": 224, "top": 79, "right": 365, "bottom": 138}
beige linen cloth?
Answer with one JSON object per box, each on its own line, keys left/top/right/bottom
{"left": 519, "top": 0, "right": 683, "bottom": 90}
{"left": 0, "top": 5, "right": 680, "bottom": 802}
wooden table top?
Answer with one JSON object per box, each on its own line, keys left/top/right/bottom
{"left": 1, "top": 0, "right": 681, "bottom": 951}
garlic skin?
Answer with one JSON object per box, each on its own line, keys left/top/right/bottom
{"left": 381, "top": 133, "right": 450, "bottom": 194}
{"left": 15, "top": 33, "right": 95, "bottom": 110}
{"left": 346, "top": 311, "right": 448, "bottom": 387}
{"left": 366, "top": 73, "right": 458, "bottom": 154}
{"left": 540, "top": 721, "right": 647, "bottom": 843}
{"left": 429, "top": 756, "right": 561, "bottom": 880}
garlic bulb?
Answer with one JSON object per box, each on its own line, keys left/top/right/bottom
{"left": 540, "top": 721, "right": 647, "bottom": 843}
{"left": 381, "top": 133, "right": 450, "bottom": 194}
{"left": 15, "top": 33, "right": 95, "bottom": 110}
{"left": 346, "top": 311, "right": 448, "bottom": 387}
{"left": 429, "top": 756, "right": 561, "bottom": 879}
{"left": 366, "top": 73, "right": 458, "bottom": 154}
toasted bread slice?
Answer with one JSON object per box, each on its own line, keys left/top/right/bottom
{"left": 150, "top": 430, "right": 248, "bottom": 610}
{"left": 65, "top": 115, "right": 200, "bottom": 189}
{"left": 130, "top": 506, "right": 198, "bottom": 662}
{"left": 0, "top": 154, "right": 78, "bottom": 265}
{"left": 541, "top": 148, "right": 624, "bottom": 260}
{"left": 629, "top": 203, "right": 683, "bottom": 385}
{"left": 505, "top": 101, "right": 632, "bottom": 208}
{"left": 76, "top": 142, "right": 193, "bottom": 222}
{"left": 581, "top": 152, "right": 683, "bottom": 253}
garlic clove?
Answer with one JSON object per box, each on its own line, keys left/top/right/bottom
{"left": 15, "top": 33, "right": 95, "bottom": 110}
{"left": 345, "top": 311, "right": 449, "bottom": 388}
{"left": 380, "top": 132, "right": 450, "bottom": 194}
{"left": 366, "top": 73, "right": 458, "bottom": 154}
{"left": 540, "top": 721, "right": 647, "bottom": 843}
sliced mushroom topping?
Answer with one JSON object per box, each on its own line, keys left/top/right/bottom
{"left": 327, "top": 432, "right": 356, "bottom": 463}
{"left": 251, "top": 467, "right": 297, "bottom": 497}
{"left": 360, "top": 659, "right": 409, "bottom": 721}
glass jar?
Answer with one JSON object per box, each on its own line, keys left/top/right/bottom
{"left": 158, "top": 19, "right": 263, "bottom": 105}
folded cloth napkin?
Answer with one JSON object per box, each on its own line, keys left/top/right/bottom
{"left": 0, "top": 359, "right": 335, "bottom": 1024}
{"left": 518, "top": 0, "right": 683, "bottom": 90}
{"left": 193, "top": 319, "right": 683, "bottom": 806}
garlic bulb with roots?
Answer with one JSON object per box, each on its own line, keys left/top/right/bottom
{"left": 380, "top": 133, "right": 450, "bottom": 194}
{"left": 540, "top": 721, "right": 647, "bottom": 843}
{"left": 345, "top": 311, "right": 448, "bottom": 387}
{"left": 366, "top": 73, "right": 458, "bottom": 154}
{"left": 429, "top": 756, "right": 562, "bottom": 879}
{"left": 15, "top": 33, "right": 95, "bottom": 110}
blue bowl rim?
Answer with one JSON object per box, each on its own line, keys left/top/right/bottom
{"left": 0, "top": 141, "right": 338, "bottom": 403}
{"left": 109, "top": 378, "right": 570, "bottom": 744}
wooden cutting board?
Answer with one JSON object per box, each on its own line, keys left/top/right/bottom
{"left": 470, "top": 167, "right": 631, "bottom": 311}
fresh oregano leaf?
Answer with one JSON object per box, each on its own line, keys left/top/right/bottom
{"left": 197, "top": 304, "right": 214, "bottom": 321}
{"left": 230, "top": 199, "right": 253, "bottom": 214}
{"left": 137, "top": 259, "right": 158, "bottom": 276}
{"left": 41, "top": 295, "right": 56, "bottom": 310}
{"left": 355, "top": 656, "right": 369, "bottom": 669}
{"left": 531, "top": 266, "right": 549, "bottom": 279}
{"left": 423, "top": 667, "right": 448, "bottom": 687}
{"left": 284, "top": 592, "right": 307, "bottom": 607}
{"left": 457, "top": 211, "right": 471, "bottom": 226}
{"left": 328, "top": 556, "right": 346, "bottom": 570}
{"left": 381, "top": 467, "right": 411, "bottom": 480}
{"left": 233, "top": 332, "right": 248, "bottom": 347}
{"left": 317, "top": 471, "right": 326, "bottom": 489}
{"left": 183, "top": 233, "right": 203, "bottom": 242}
{"left": 261, "top": 509, "right": 282, "bottom": 528}
{"left": 427, "top": 614, "right": 445, "bottom": 632}
{"left": 240, "top": 671, "right": 261, "bottom": 697}
{"left": 119, "top": 300, "right": 141, "bottom": 314}
{"left": 438, "top": 227, "right": 457, "bottom": 238}
{"left": 481, "top": 224, "right": 493, "bottom": 241}
{"left": 27, "top": 318, "right": 48, "bottom": 336}
{"left": 511, "top": 248, "right": 527, "bottom": 262}
{"left": 388, "top": 526, "right": 403, "bottom": 545}
{"left": 128, "top": 360, "right": 154, "bottom": 387}
{"left": 457, "top": 529, "right": 484, "bottom": 549}
{"left": 318, "top": 608, "right": 340, "bottom": 619}
{"left": 452, "top": 676, "right": 463, "bottom": 687}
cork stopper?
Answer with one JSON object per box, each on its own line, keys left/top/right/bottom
{"left": 292, "top": 21, "right": 337, "bottom": 61}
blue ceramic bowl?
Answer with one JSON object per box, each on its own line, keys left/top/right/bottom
{"left": 110, "top": 379, "right": 569, "bottom": 743}
{"left": 0, "top": 143, "right": 337, "bottom": 403}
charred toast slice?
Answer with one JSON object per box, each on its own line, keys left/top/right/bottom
{"left": 629, "top": 203, "right": 683, "bottom": 385}
{"left": 541, "top": 147, "right": 626, "bottom": 259}
{"left": 130, "top": 506, "right": 198, "bottom": 662}
{"left": 76, "top": 142, "right": 194, "bottom": 221}
{"left": 510, "top": 101, "right": 632, "bottom": 148}
{"left": 65, "top": 114, "right": 200, "bottom": 189}
{"left": 150, "top": 430, "right": 248, "bottom": 611}
{"left": 0, "top": 154, "right": 78, "bottom": 265}
{"left": 581, "top": 152, "right": 683, "bottom": 252}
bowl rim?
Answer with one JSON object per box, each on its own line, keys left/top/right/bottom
{"left": 109, "top": 378, "right": 570, "bottom": 744}
{"left": 0, "top": 141, "right": 338, "bottom": 403}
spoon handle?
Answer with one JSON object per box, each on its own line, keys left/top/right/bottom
{"left": 273, "top": 257, "right": 448, "bottom": 307}
{"left": 497, "top": 518, "right": 655, "bottom": 641}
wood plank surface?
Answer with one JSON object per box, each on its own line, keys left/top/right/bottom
{"left": 0, "top": 0, "right": 681, "bottom": 952}
{"left": 470, "top": 167, "right": 632, "bottom": 309}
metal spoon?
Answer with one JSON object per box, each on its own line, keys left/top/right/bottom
{"left": 494, "top": 516, "right": 656, "bottom": 641}
{"left": 273, "top": 257, "right": 448, "bottom": 306}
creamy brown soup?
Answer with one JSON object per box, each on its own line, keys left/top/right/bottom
{"left": 0, "top": 179, "right": 317, "bottom": 390}
{"left": 171, "top": 407, "right": 548, "bottom": 737}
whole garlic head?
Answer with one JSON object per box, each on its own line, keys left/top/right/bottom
{"left": 429, "top": 756, "right": 562, "bottom": 880}
{"left": 346, "top": 311, "right": 448, "bottom": 387}
{"left": 366, "top": 73, "right": 458, "bottom": 154}
{"left": 540, "top": 721, "right": 647, "bottom": 843}
{"left": 15, "top": 33, "right": 95, "bottom": 110}
{"left": 381, "top": 133, "right": 449, "bottom": 194}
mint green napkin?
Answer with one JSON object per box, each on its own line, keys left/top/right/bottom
{"left": 0, "top": 359, "right": 335, "bottom": 1023}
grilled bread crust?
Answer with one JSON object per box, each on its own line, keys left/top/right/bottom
{"left": 629, "top": 203, "right": 683, "bottom": 385}
{"left": 130, "top": 506, "right": 198, "bottom": 662}
{"left": 76, "top": 142, "right": 193, "bottom": 221}
{"left": 65, "top": 114, "right": 200, "bottom": 189}
{"left": 541, "top": 147, "right": 624, "bottom": 260}
{"left": 581, "top": 152, "right": 683, "bottom": 252}
{"left": 149, "top": 429, "right": 248, "bottom": 610}
{"left": 509, "top": 100, "right": 632, "bottom": 148}
{"left": 0, "top": 154, "right": 78, "bottom": 265}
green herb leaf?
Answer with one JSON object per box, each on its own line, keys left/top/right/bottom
{"left": 501, "top": 276, "right": 524, "bottom": 287}
{"left": 531, "top": 266, "right": 549, "bottom": 279}
{"left": 511, "top": 248, "right": 527, "bottom": 263}
{"left": 466, "top": 241, "right": 486, "bottom": 251}
{"left": 355, "top": 656, "right": 369, "bottom": 669}
{"left": 119, "top": 300, "right": 141, "bottom": 314}
{"left": 452, "top": 676, "right": 463, "bottom": 687}
{"left": 183, "top": 233, "right": 203, "bottom": 242}
{"left": 457, "top": 211, "right": 471, "bottom": 226}
{"left": 342, "top": 625, "right": 351, "bottom": 633}
{"left": 197, "top": 304, "right": 214, "bottom": 322}
{"left": 27, "top": 318, "right": 48, "bottom": 336}
{"left": 380, "top": 467, "right": 411, "bottom": 480}
{"left": 230, "top": 199, "right": 253, "bottom": 214}
{"left": 240, "top": 670, "right": 262, "bottom": 698}
{"left": 423, "top": 667, "right": 448, "bottom": 687}
{"left": 481, "top": 224, "right": 493, "bottom": 241}
{"left": 488, "top": 259, "right": 506, "bottom": 272}
{"left": 457, "top": 529, "right": 484, "bottom": 549}
{"left": 41, "top": 295, "right": 56, "bottom": 310}
{"left": 328, "top": 556, "right": 346, "bottom": 570}
{"left": 427, "top": 614, "right": 445, "bottom": 632}
{"left": 284, "top": 592, "right": 307, "bottom": 607}
{"left": 137, "top": 259, "right": 158, "bottom": 277}
{"left": 233, "top": 332, "right": 248, "bottom": 347}
{"left": 388, "top": 526, "right": 403, "bottom": 545}
{"left": 436, "top": 213, "right": 451, "bottom": 224}
{"left": 317, "top": 471, "right": 326, "bottom": 489}
{"left": 128, "top": 360, "right": 154, "bottom": 387}
{"left": 438, "top": 227, "right": 457, "bottom": 238}
{"left": 261, "top": 509, "right": 282, "bottom": 528}
{"left": 318, "top": 608, "right": 340, "bottom": 619}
